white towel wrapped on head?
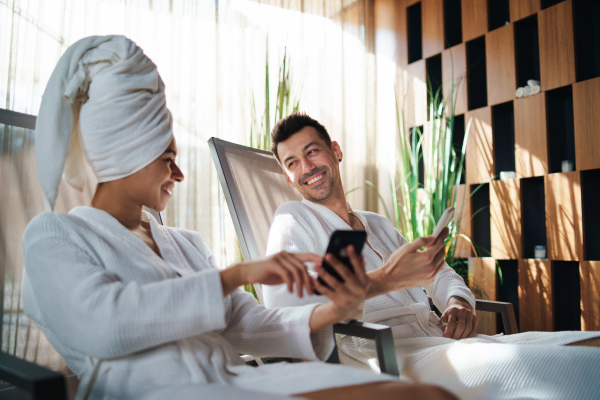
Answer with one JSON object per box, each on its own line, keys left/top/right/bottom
{"left": 35, "top": 35, "right": 174, "bottom": 211}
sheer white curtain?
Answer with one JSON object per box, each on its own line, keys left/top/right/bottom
{"left": 0, "top": 0, "right": 378, "bottom": 370}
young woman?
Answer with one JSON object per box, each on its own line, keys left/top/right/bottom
{"left": 21, "top": 36, "right": 455, "bottom": 400}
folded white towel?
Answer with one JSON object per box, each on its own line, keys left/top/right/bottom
{"left": 530, "top": 85, "right": 541, "bottom": 95}
{"left": 516, "top": 87, "right": 525, "bottom": 98}
{"left": 527, "top": 79, "right": 540, "bottom": 88}
{"left": 35, "top": 36, "right": 173, "bottom": 211}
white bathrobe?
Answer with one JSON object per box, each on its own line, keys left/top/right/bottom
{"left": 264, "top": 199, "right": 600, "bottom": 400}
{"left": 21, "top": 207, "right": 393, "bottom": 400}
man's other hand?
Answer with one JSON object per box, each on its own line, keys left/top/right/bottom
{"left": 440, "top": 296, "right": 478, "bottom": 339}
{"left": 367, "top": 227, "right": 449, "bottom": 296}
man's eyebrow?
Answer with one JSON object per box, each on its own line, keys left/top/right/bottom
{"left": 283, "top": 142, "right": 319, "bottom": 165}
{"left": 164, "top": 149, "right": 176, "bottom": 156}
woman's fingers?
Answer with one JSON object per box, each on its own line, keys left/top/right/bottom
{"left": 285, "top": 252, "right": 320, "bottom": 296}
{"left": 272, "top": 252, "right": 316, "bottom": 297}
{"left": 294, "top": 253, "right": 324, "bottom": 264}
{"left": 278, "top": 254, "right": 303, "bottom": 297}
{"left": 324, "top": 253, "right": 364, "bottom": 295}
{"left": 310, "top": 276, "right": 333, "bottom": 298}
{"left": 347, "top": 245, "right": 368, "bottom": 283}
{"left": 275, "top": 263, "right": 294, "bottom": 294}
{"left": 289, "top": 253, "right": 315, "bottom": 296}
{"left": 317, "top": 260, "right": 348, "bottom": 295}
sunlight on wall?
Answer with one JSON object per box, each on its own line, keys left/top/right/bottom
{"left": 1, "top": 0, "right": 372, "bottom": 267}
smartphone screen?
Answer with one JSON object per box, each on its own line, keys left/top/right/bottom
{"left": 315, "top": 230, "right": 366, "bottom": 294}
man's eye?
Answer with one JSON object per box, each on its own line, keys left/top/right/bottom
{"left": 165, "top": 158, "right": 174, "bottom": 163}
{"left": 288, "top": 161, "right": 296, "bottom": 168}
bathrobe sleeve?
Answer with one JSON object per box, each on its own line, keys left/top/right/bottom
{"left": 422, "top": 263, "right": 475, "bottom": 312}
{"left": 186, "top": 230, "right": 335, "bottom": 361}
{"left": 387, "top": 222, "right": 476, "bottom": 312}
{"left": 222, "top": 289, "right": 334, "bottom": 361}
{"left": 262, "top": 204, "right": 330, "bottom": 309}
{"left": 22, "top": 213, "right": 228, "bottom": 359}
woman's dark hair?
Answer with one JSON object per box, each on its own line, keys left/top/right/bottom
{"left": 270, "top": 112, "right": 332, "bottom": 163}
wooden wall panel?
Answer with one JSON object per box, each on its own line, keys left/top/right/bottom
{"left": 403, "top": 59, "right": 428, "bottom": 127}
{"left": 545, "top": 172, "right": 583, "bottom": 261}
{"left": 486, "top": 24, "right": 517, "bottom": 106}
{"left": 509, "top": 0, "right": 540, "bottom": 22}
{"left": 442, "top": 43, "right": 468, "bottom": 116}
{"left": 465, "top": 107, "right": 494, "bottom": 184}
{"left": 469, "top": 257, "right": 497, "bottom": 335}
{"left": 580, "top": 261, "right": 600, "bottom": 331}
{"left": 514, "top": 94, "right": 548, "bottom": 178}
{"left": 461, "top": 0, "right": 488, "bottom": 42}
{"left": 422, "top": 0, "right": 445, "bottom": 58}
{"left": 573, "top": 77, "right": 600, "bottom": 171}
{"left": 490, "top": 180, "right": 522, "bottom": 259}
{"left": 395, "top": 0, "right": 408, "bottom": 67}
{"left": 455, "top": 184, "right": 472, "bottom": 258}
{"left": 519, "top": 259, "right": 553, "bottom": 332}
{"left": 538, "top": 0, "right": 576, "bottom": 91}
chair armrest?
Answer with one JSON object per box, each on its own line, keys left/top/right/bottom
{"left": 326, "top": 321, "right": 399, "bottom": 376}
{"left": 475, "top": 299, "right": 519, "bottom": 335}
{"left": 0, "top": 352, "right": 67, "bottom": 400}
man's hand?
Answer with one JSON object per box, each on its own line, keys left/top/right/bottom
{"left": 368, "top": 227, "right": 449, "bottom": 297}
{"left": 440, "top": 296, "right": 478, "bottom": 339}
{"left": 309, "top": 245, "right": 371, "bottom": 333}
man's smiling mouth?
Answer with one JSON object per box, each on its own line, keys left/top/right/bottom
{"left": 304, "top": 172, "right": 325, "bottom": 186}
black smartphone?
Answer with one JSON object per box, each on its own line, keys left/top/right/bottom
{"left": 314, "top": 230, "right": 367, "bottom": 295}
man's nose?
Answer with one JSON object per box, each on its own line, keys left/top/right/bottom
{"left": 301, "top": 158, "right": 315, "bottom": 172}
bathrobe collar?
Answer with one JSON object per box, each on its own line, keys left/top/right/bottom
{"left": 300, "top": 199, "right": 388, "bottom": 262}
{"left": 69, "top": 206, "right": 189, "bottom": 276}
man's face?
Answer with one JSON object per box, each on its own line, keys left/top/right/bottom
{"left": 277, "top": 126, "right": 343, "bottom": 203}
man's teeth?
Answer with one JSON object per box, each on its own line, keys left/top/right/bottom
{"left": 307, "top": 174, "right": 323, "bottom": 185}
{"left": 162, "top": 186, "right": 172, "bottom": 195}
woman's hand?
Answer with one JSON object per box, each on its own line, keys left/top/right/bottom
{"left": 220, "top": 252, "right": 322, "bottom": 297}
{"left": 309, "top": 245, "right": 371, "bottom": 333}
{"left": 367, "top": 228, "right": 449, "bottom": 297}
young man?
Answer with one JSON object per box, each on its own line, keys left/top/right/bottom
{"left": 263, "top": 113, "right": 600, "bottom": 400}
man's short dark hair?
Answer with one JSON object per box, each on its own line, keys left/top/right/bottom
{"left": 270, "top": 112, "right": 332, "bottom": 163}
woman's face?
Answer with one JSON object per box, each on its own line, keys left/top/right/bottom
{"left": 122, "top": 137, "right": 184, "bottom": 212}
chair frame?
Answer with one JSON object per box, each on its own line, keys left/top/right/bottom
{"left": 208, "top": 137, "right": 521, "bottom": 376}
{"left": 0, "top": 352, "right": 67, "bottom": 400}
{"left": 208, "top": 137, "right": 400, "bottom": 375}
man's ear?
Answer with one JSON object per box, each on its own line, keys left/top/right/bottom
{"left": 332, "top": 141, "right": 343, "bottom": 163}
